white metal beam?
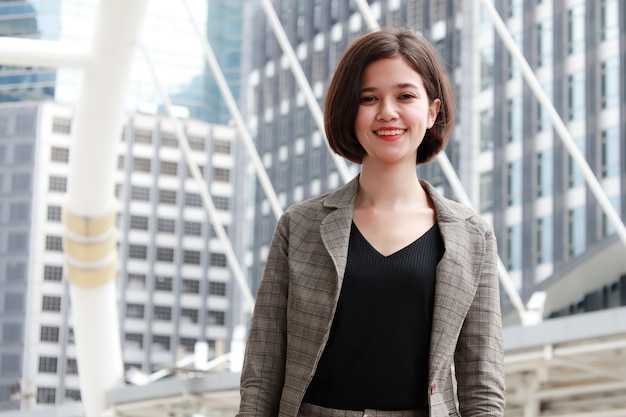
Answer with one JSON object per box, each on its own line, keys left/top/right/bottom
{"left": 0, "top": 37, "right": 90, "bottom": 68}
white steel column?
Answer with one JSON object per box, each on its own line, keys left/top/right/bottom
{"left": 354, "top": 0, "right": 529, "bottom": 322}
{"left": 62, "top": 2, "right": 149, "bottom": 417}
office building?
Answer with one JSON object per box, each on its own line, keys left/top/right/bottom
{"left": 0, "top": 100, "right": 243, "bottom": 411}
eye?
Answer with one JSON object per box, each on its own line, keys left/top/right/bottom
{"left": 398, "top": 93, "right": 417, "bottom": 100}
{"left": 359, "top": 96, "right": 377, "bottom": 103}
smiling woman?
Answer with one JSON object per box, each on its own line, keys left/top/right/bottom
{"left": 238, "top": 27, "right": 505, "bottom": 417}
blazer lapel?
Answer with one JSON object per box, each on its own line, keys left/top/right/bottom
{"left": 422, "top": 182, "right": 481, "bottom": 380}
{"left": 319, "top": 177, "right": 359, "bottom": 286}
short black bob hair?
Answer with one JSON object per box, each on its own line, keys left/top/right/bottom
{"left": 324, "top": 27, "right": 456, "bottom": 164}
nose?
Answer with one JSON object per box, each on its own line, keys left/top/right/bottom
{"left": 376, "top": 99, "right": 398, "bottom": 121}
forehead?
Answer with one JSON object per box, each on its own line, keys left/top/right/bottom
{"left": 360, "top": 57, "right": 424, "bottom": 86}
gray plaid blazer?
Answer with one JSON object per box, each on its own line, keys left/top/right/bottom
{"left": 238, "top": 176, "right": 505, "bottom": 417}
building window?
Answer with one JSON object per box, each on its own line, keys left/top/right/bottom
{"left": 49, "top": 176, "right": 67, "bottom": 192}
{"left": 601, "top": 196, "right": 621, "bottom": 238}
{"left": 480, "top": 46, "right": 494, "bottom": 90}
{"left": 207, "top": 310, "right": 225, "bottom": 326}
{"left": 47, "top": 205, "right": 62, "bottom": 222}
{"left": 65, "top": 389, "right": 81, "bottom": 401}
{"left": 153, "top": 306, "right": 172, "bottom": 321}
{"left": 506, "top": 160, "right": 522, "bottom": 206}
{"left": 154, "top": 276, "right": 173, "bottom": 292}
{"left": 42, "top": 296, "right": 61, "bottom": 312}
{"left": 210, "top": 225, "right": 228, "bottom": 238}
{"left": 213, "top": 196, "right": 229, "bottom": 211}
{"left": 10, "top": 202, "right": 30, "bottom": 221}
{"left": 161, "top": 132, "right": 177, "bottom": 147}
{"left": 133, "top": 129, "right": 152, "bottom": 144}
{"left": 52, "top": 117, "right": 71, "bottom": 134}
{"left": 179, "top": 337, "right": 197, "bottom": 353}
{"left": 601, "top": 58, "right": 619, "bottom": 109}
{"left": 4, "top": 292, "right": 24, "bottom": 312}
{"left": 184, "top": 221, "right": 202, "bottom": 236}
{"left": 125, "top": 333, "right": 143, "bottom": 349}
{"left": 537, "top": 216, "right": 555, "bottom": 266}
{"left": 185, "top": 192, "right": 202, "bottom": 207}
{"left": 601, "top": 127, "right": 620, "bottom": 178}
{"left": 45, "top": 235, "right": 63, "bottom": 251}
{"left": 157, "top": 218, "right": 176, "bottom": 233}
{"left": 156, "top": 247, "right": 174, "bottom": 263}
{"left": 601, "top": 0, "right": 619, "bottom": 41}
{"left": 567, "top": 138, "right": 585, "bottom": 188}
{"left": 66, "top": 358, "right": 78, "bottom": 374}
{"left": 567, "top": 207, "right": 586, "bottom": 257}
{"left": 160, "top": 161, "right": 178, "bottom": 176}
{"left": 182, "top": 279, "right": 200, "bottom": 294}
{"left": 132, "top": 157, "right": 151, "bottom": 173}
{"left": 38, "top": 356, "right": 58, "bottom": 373}
{"left": 44, "top": 265, "right": 63, "bottom": 281}
{"left": 537, "top": 20, "right": 553, "bottom": 67}
{"left": 152, "top": 335, "right": 170, "bottom": 351}
{"left": 188, "top": 135, "right": 205, "bottom": 151}
{"left": 12, "top": 172, "right": 30, "bottom": 192}
{"left": 127, "top": 273, "right": 146, "bottom": 289}
{"left": 507, "top": 97, "right": 522, "bottom": 143}
{"left": 6, "top": 262, "right": 26, "bottom": 282}
{"left": 567, "top": 71, "right": 585, "bottom": 121}
{"left": 209, "top": 281, "right": 227, "bottom": 297}
{"left": 209, "top": 253, "right": 227, "bottom": 267}
{"left": 158, "top": 189, "right": 177, "bottom": 205}
{"left": 181, "top": 308, "right": 198, "bottom": 324}
{"left": 131, "top": 186, "right": 150, "bottom": 201}
{"left": 36, "top": 387, "right": 56, "bottom": 404}
{"left": 479, "top": 109, "right": 493, "bottom": 152}
{"left": 506, "top": 224, "right": 522, "bottom": 271}
{"left": 479, "top": 171, "right": 493, "bottom": 213}
{"left": 567, "top": 5, "right": 585, "bottom": 54}
{"left": 40, "top": 326, "right": 60, "bottom": 342}
{"left": 50, "top": 147, "right": 69, "bottom": 163}
{"left": 129, "top": 215, "right": 149, "bottom": 230}
{"left": 126, "top": 303, "right": 145, "bottom": 319}
{"left": 2, "top": 323, "right": 23, "bottom": 344}
{"left": 213, "top": 167, "right": 230, "bottom": 182}
{"left": 183, "top": 250, "right": 201, "bottom": 265}
{"left": 213, "top": 139, "right": 231, "bottom": 154}
{"left": 128, "top": 244, "right": 147, "bottom": 259}
{"left": 8, "top": 233, "right": 28, "bottom": 251}
{"left": 537, "top": 83, "right": 553, "bottom": 132}
{"left": 14, "top": 144, "right": 33, "bottom": 163}
{"left": 536, "top": 150, "right": 553, "bottom": 197}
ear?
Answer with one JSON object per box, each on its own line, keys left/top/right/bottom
{"left": 427, "top": 98, "right": 441, "bottom": 128}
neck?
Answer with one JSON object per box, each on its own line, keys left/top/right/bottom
{"left": 357, "top": 161, "right": 426, "bottom": 209}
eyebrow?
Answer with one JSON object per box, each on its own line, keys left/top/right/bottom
{"left": 360, "top": 83, "right": 421, "bottom": 92}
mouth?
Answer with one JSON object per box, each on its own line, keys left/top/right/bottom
{"left": 375, "top": 129, "right": 406, "bottom": 139}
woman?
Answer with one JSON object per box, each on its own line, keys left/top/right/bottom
{"left": 238, "top": 27, "right": 505, "bottom": 417}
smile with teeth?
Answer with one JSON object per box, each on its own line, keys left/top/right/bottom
{"left": 376, "top": 129, "right": 406, "bottom": 136}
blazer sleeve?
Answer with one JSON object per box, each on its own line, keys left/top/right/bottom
{"left": 237, "top": 212, "right": 290, "bottom": 417}
{"left": 454, "top": 228, "right": 506, "bottom": 417}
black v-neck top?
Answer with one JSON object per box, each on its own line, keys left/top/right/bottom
{"left": 303, "top": 222, "right": 444, "bottom": 410}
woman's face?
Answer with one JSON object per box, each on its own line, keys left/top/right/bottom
{"left": 354, "top": 57, "right": 440, "bottom": 166}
